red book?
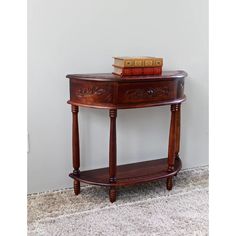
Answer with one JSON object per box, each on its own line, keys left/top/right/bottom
{"left": 112, "top": 65, "right": 162, "bottom": 76}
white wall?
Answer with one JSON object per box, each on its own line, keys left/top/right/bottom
{"left": 28, "top": 0, "right": 208, "bottom": 193}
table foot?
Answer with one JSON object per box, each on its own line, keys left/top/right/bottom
{"left": 166, "top": 177, "right": 173, "bottom": 191}
{"left": 74, "top": 179, "right": 80, "bottom": 195}
{"left": 109, "top": 187, "right": 116, "bottom": 203}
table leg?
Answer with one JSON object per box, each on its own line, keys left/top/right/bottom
{"left": 167, "top": 104, "right": 179, "bottom": 190}
{"left": 175, "top": 104, "right": 181, "bottom": 160}
{"left": 71, "top": 105, "right": 80, "bottom": 195}
{"left": 109, "top": 109, "right": 117, "bottom": 203}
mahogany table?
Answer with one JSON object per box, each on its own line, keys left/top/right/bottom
{"left": 67, "top": 70, "right": 187, "bottom": 203}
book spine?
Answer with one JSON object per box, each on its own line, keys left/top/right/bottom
{"left": 113, "top": 58, "right": 163, "bottom": 67}
{"left": 123, "top": 58, "right": 163, "bottom": 68}
{"left": 121, "top": 67, "right": 162, "bottom": 76}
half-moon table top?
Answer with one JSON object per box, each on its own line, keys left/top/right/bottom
{"left": 67, "top": 70, "right": 187, "bottom": 109}
{"left": 66, "top": 70, "right": 188, "bottom": 82}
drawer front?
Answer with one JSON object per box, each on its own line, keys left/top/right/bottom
{"left": 70, "top": 79, "right": 114, "bottom": 106}
{"left": 117, "top": 81, "right": 178, "bottom": 105}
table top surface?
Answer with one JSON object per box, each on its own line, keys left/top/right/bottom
{"left": 66, "top": 70, "right": 188, "bottom": 82}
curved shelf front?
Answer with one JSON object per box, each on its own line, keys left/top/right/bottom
{"left": 69, "top": 157, "right": 182, "bottom": 187}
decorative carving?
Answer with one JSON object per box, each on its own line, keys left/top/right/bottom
{"left": 125, "top": 87, "right": 169, "bottom": 99}
{"left": 75, "top": 86, "right": 112, "bottom": 102}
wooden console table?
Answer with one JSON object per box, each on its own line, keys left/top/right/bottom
{"left": 67, "top": 70, "right": 187, "bottom": 202}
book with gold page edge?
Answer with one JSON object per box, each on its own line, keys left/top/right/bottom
{"left": 112, "top": 64, "right": 162, "bottom": 76}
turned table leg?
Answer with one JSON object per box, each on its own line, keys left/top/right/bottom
{"left": 174, "top": 104, "right": 181, "bottom": 177}
{"left": 167, "top": 104, "right": 180, "bottom": 190}
{"left": 175, "top": 104, "right": 181, "bottom": 160}
{"left": 71, "top": 105, "right": 80, "bottom": 195}
{"left": 109, "top": 109, "right": 117, "bottom": 203}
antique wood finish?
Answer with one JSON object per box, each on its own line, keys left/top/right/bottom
{"left": 166, "top": 103, "right": 181, "bottom": 189}
{"left": 109, "top": 109, "right": 117, "bottom": 202}
{"left": 168, "top": 104, "right": 178, "bottom": 172}
{"left": 175, "top": 104, "right": 181, "bottom": 158}
{"left": 67, "top": 71, "right": 187, "bottom": 202}
{"left": 67, "top": 71, "right": 187, "bottom": 109}
{"left": 71, "top": 105, "right": 80, "bottom": 195}
{"left": 69, "top": 158, "right": 181, "bottom": 186}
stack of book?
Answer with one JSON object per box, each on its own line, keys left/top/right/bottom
{"left": 112, "top": 57, "right": 163, "bottom": 77}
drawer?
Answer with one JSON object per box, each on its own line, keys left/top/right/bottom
{"left": 70, "top": 79, "right": 114, "bottom": 106}
{"left": 117, "top": 81, "right": 177, "bottom": 105}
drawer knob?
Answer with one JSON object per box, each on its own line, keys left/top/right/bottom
{"left": 147, "top": 89, "right": 155, "bottom": 95}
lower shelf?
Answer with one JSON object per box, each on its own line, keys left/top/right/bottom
{"left": 69, "top": 157, "right": 181, "bottom": 187}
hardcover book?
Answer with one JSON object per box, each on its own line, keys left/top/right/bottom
{"left": 113, "top": 57, "right": 163, "bottom": 68}
{"left": 112, "top": 65, "right": 162, "bottom": 76}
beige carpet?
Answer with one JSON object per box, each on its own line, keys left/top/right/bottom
{"left": 28, "top": 166, "right": 208, "bottom": 236}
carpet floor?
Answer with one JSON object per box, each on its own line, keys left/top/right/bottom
{"left": 28, "top": 166, "right": 208, "bottom": 236}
